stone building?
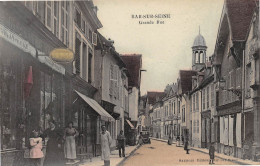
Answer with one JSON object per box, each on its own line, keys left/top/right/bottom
{"left": 212, "top": 0, "right": 257, "bottom": 159}
{"left": 94, "top": 33, "right": 129, "bottom": 150}
{"left": 177, "top": 70, "right": 196, "bottom": 145}
{"left": 243, "top": 1, "right": 259, "bottom": 160}
{"left": 161, "top": 83, "right": 178, "bottom": 140}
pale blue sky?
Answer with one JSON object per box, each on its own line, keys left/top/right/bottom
{"left": 93, "top": 0, "right": 224, "bottom": 95}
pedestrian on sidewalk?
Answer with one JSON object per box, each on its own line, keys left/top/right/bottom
{"left": 184, "top": 136, "right": 190, "bottom": 154}
{"left": 117, "top": 130, "right": 126, "bottom": 157}
{"left": 176, "top": 136, "right": 180, "bottom": 147}
{"left": 28, "top": 130, "right": 44, "bottom": 166}
{"left": 64, "top": 121, "right": 79, "bottom": 163}
{"left": 101, "top": 125, "right": 112, "bottom": 166}
{"left": 43, "top": 121, "right": 65, "bottom": 166}
{"left": 209, "top": 142, "right": 215, "bottom": 164}
{"left": 168, "top": 135, "right": 172, "bottom": 145}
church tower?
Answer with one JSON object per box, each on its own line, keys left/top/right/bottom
{"left": 192, "top": 28, "right": 207, "bottom": 71}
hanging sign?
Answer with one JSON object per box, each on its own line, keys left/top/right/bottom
{"left": 49, "top": 48, "right": 74, "bottom": 63}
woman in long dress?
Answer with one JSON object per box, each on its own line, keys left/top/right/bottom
{"left": 64, "top": 122, "right": 78, "bottom": 163}
{"left": 43, "top": 121, "right": 65, "bottom": 166}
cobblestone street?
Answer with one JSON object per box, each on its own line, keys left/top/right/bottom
{"left": 122, "top": 140, "right": 244, "bottom": 166}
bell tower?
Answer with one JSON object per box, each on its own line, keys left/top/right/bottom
{"left": 192, "top": 27, "right": 207, "bottom": 71}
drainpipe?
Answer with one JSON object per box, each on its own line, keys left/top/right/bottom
{"left": 242, "top": 48, "right": 245, "bottom": 146}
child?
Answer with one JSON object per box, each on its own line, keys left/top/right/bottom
{"left": 29, "top": 130, "right": 44, "bottom": 166}
{"left": 209, "top": 142, "right": 215, "bottom": 164}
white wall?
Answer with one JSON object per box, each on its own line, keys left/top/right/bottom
{"left": 129, "top": 87, "right": 139, "bottom": 121}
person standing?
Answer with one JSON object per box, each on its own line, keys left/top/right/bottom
{"left": 29, "top": 130, "right": 44, "bottom": 166}
{"left": 101, "top": 125, "right": 112, "bottom": 166}
{"left": 64, "top": 122, "right": 79, "bottom": 163}
{"left": 209, "top": 143, "right": 215, "bottom": 164}
{"left": 168, "top": 135, "right": 172, "bottom": 145}
{"left": 117, "top": 130, "right": 126, "bottom": 157}
{"left": 43, "top": 121, "right": 65, "bottom": 166}
{"left": 184, "top": 136, "right": 190, "bottom": 154}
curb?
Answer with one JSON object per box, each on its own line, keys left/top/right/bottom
{"left": 116, "top": 144, "right": 141, "bottom": 166}
{"left": 151, "top": 138, "right": 253, "bottom": 165}
{"left": 190, "top": 148, "right": 252, "bottom": 165}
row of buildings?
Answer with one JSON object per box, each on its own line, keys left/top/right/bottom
{"left": 0, "top": 1, "right": 142, "bottom": 165}
{"left": 139, "top": 0, "right": 260, "bottom": 161}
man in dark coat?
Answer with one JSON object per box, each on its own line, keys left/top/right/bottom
{"left": 117, "top": 130, "right": 126, "bottom": 157}
{"left": 209, "top": 143, "right": 215, "bottom": 164}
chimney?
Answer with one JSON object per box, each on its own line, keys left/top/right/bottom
{"left": 92, "top": 6, "right": 98, "bottom": 15}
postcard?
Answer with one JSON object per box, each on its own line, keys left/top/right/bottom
{"left": 0, "top": 0, "right": 259, "bottom": 165}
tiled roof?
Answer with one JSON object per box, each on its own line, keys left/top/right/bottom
{"left": 226, "top": 0, "right": 257, "bottom": 41}
{"left": 178, "top": 70, "right": 197, "bottom": 94}
{"left": 147, "top": 91, "right": 165, "bottom": 105}
{"left": 120, "top": 54, "right": 142, "bottom": 88}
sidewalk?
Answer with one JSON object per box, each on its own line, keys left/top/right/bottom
{"left": 151, "top": 137, "right": 260, "bottom": 165}
{"left": 79, "top": 145, "right": 140, "bottom": 166}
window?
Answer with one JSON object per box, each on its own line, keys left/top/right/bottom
{"left": 61, "top": 1, "right": 69, "bottom": 45}
{"left": 82, "top": 19, "right": 86, "bottom": 33}
{"left": 75, "top": 8, "right": 81, "bottom": 28}
{"left": 40, "top": 72, "right": 63, "bottom": 132}
{"left": 236, "top": 67, "right": 242, "bottom": 88}
{"left": 173, "top": 102, "right": 176, "bottom": 114}
{"left": 25, "top": 1, "right": 33, "bottom": 11}
{"left": 195, "top": 52, "right": 199, "bottom": 63}
{"left": 89, "top": 29, "right": 93, "bottom": 43}
{"left": 53, "top": 1, "right": 59, "bottom": 38}
{"left": 109, "top": 64, "right": 118, "bottom": 98}
{"left": 246, "top": 64, "right": 252, "bottom": 98}
{"left": 46, "top": 1, "right": 52, "bottom": 29}
{"left": 211, "top": 84, "right": 214, "bottom": 107}
{"left": 1, "top": 62, "right": 17, "bottom": 150}
{"left": 82, "top": 43, "right": 87, "bottom": 80}
{"left": 196, "top": 92, "right": 199, "bottom": 111}
{"left": 43, "top": 2, "right": 69, "bottom": 45}
{"left": 202, "top": 89, "right": 205, "bottom": 109}
{"left": 178, "top": 101, "right": 180, "bottom": 113}
{"left": 75, "top": 37, "right": 81, "bottom": 75}
{"left": 88, "top": 51, "right": 93, "bottom": 83}
{"left": 182, "top": 106, "right": 185, "bottom": 122}
{"left": 206, "top": 86, "right": 209, "bottom": 108}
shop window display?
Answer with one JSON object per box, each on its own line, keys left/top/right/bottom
{"left": 40, "top": 72, "right": 63, "bottom": 132}
{"left": 0, "top": 63, "right": 17, "bottom": 150}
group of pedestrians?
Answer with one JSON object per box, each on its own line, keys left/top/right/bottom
{"left": 27, "top": 121, "right": 79, "bottom": 166}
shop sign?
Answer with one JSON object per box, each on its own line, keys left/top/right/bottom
{"left": 0, "top": 24, "right": 36, "bottom": 57}
{"left": 50, "top": 48, "right": 74, "bottom": 63}
{"left": 38, "top": 56, "right": 65, "bottom": 75}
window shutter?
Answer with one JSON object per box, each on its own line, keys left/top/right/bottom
{"left": 92, "top": 32, "right": 97, "bottom": 46}
{"left": 236, "top": 67, "right": 241, "bottom": 88}
{"left": 109, "top": 64, "right": 113, "bottom": 95}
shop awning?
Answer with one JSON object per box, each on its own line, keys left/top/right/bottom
{"left": 126, "top": 119, "right": 134, "bottom": 129}
{"left": 75, "top": 91, "right": 115, "bottom": 122}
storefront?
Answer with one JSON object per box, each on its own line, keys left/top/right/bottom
{"left": 201, "top": 110, "right": 211, "bottom": 148}
{"left": 70, "top": 91, "right": 114, "bottom": 157}
{"left": 217, "top": 101, "right": 242, "bottom": 159}
{"left": 0, "top": 27, "right": 66, "bottom": 166}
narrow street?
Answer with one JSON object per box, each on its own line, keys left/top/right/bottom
{"left": 122, "top": 140, "right": 238, "bottom": 166}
